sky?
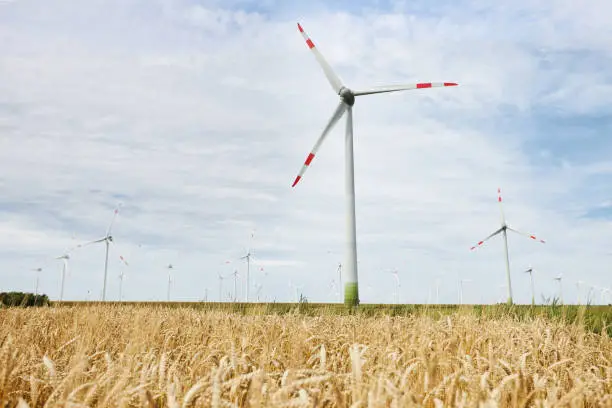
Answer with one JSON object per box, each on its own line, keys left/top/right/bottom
{"left": 0, "top": 0, "right": 611, "bottom": 304}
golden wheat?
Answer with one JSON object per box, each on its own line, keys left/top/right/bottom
{"left": 0, "top": 306, "right": 610, "bottom": 407}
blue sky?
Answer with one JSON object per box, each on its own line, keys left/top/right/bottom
{"left": 0, "top": 0, "right": 611, "bottom": 304}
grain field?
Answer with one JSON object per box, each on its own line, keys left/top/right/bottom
{"left": 0, "top": 306, "right": 610, "bottom": 407}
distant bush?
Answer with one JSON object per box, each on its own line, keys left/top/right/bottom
{"left": 0, "top": 292, "right": 50, "bottom": 307}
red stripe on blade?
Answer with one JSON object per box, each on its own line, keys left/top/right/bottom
{"left": 417, "top": 83, "right": 432, "bottom": 88}
{"left": 444, "top": 82, "right": 458, "bottom": 86}
{"left": 530, "top": 235, "right": 536, "bottom": 240}
{"left": 306, "top": 39, "right": 315, "bottom": 49}
{"left": 292, "top": 175, "right": 302, "bottom": 187}
{"left": 297, "top": 23, "right": 304, "bottom": 32}
{"left": 305, "top": 153, "right": 315, "bottom": 165}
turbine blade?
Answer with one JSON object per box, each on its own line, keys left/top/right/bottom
{"left": 106, "top": 206, "right": 120, "bottom": 237}
{"left": 297, "top": 23, "right": 344, "bottom": 93}
{"left": 119, "top": 255, "right": 129, "bottom": 266}
{"left": 507, "top": 227, "right": 546, "bottom": 243}
{"left": 497, "top": 187, "right": 506, "bottom": 225}
{"left": 291, "top": 101, "right": 348, "bottom": 187}
{"left": 470, "top": 227, "right": 503, "bottom": 250}
{"left": 353, "top": 82, "right": 458, "bottom": 96}
{"left": 76, "top": 237, "right": 107, "bottom": 248}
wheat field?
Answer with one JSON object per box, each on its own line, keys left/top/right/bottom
{"left": 0, "top": 306, "right": 610, "bottom": 407}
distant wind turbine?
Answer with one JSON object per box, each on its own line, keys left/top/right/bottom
{"left": 231, "top": 269, "right": 240, "bottom": 302}
{"left": 290, "top": 22, "right": 458, "bottom": 307}
{"left": 470, "top": 188, "right": 546, "bottom": 305}
{"left": 118, "top": 255, "right": 129, "bottom": 301}
{"left": 553, "top": 274, "right": 563, "bottom": 304}
{"left": 240, "top": 230, "right": 255, "bottom": 302}
{"left": 166, "top": 264, "right": 174, "bottom": 301}
{"left": 31, "top": 267, "right": 43, "bottom": 296}
{"left": 55, "top": 254, "right": 70, "bottom": 301}
{"left": 458, "top": 279, "right": 472, "bottom": 305}
{"left": 77, "top": 205, "right": 122, "bottom": 301}
{"left": 524, "top": 266, "right": 536, "bottom": 306}
{"left": 386, "top": 269, "right": 400, "bottom": 304}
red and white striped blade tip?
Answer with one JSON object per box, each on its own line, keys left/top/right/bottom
{"left": 291, "top": 176, "right": 301, "bottom": 187}
{"left": 530, "top": 235, "right": 546, "bottom": 243}
{"left": 470, "top": 241, "right": 484, "bottom": 250}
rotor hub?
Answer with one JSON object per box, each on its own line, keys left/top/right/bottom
{"left": 339, "top": 87, "right": 355, "bottom": 106}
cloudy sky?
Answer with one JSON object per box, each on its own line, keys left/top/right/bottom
{"left": 1, "top": 0, "right": 611, "bottom": 304}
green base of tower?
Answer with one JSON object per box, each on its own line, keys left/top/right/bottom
{"left": 344, "top": 283, "right": 359, "bottom": 307}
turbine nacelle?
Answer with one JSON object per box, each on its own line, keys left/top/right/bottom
{"left": 339, "top": 87, "right": 355, "bottom": 106}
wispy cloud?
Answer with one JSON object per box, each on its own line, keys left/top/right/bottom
{"left": 0, "top": 0, "right": 610, "bottom": 304}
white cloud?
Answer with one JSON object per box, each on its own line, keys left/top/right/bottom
{"left": 0, "top": 0, "right": 611, "bottom": 304}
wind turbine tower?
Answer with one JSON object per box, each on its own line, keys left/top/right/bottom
{"left": 291, "top": 23, "right": 458, "bottom": 306}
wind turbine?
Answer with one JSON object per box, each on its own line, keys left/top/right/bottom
{"left": 253, "top": 282, "right": 263, "bottom": 302}
{"left": 166, "top": 264, "right": 174, "bottom": 302}
{"left": 290, "top": 23, "right": 458, "bottom": 307}
{"left": 118, "top": 255, "right": 129, "bottom": 301}
{"left": 55, "top": 254, "right": 70, "bottom": 301}
{"left": 434, "top": 276, "right": 442, "bottom": 304}
{"left": 553, "top": 274, "right": 563, "bottom": 304}
{"left": 240, "top": 230, "right": 255, "bottom": 302}
{"left": 524, "top": 266, "right": 536, "bottom": 306}
{"left": 470, "top": 188, "right": 546, "bottom": 305}
{"left": 31, "top": 267, "right": 43, "bottom": 296}
{"left": 78, "top": 205, "right": 122, "bottom": 301}
{"left": 336, "top": 263, "right": 342, "bottom": 302}
{"left": 218, "top": 272, "right": 226, "bottom": 302}
{"left": 289, "top": 281, "right": 304, "bottom": 302}
{"left": 231, "top": 269, "right": 240, "bottom": 302}
{"left": 601, "top": 287, "right": 611, "bottom": 305}
{"left": 386, "top": 269, "right": 400, "bottom": 304}
{"left": 458, "top": 279, "right": 471, "bottom": 305}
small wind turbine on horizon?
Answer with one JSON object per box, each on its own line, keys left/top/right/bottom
{"left": 55, "top": 254, "right": 70, "bottom": 301}
{"left": 166, "top": 264, "right": 174, "bottom": 302}
{"left": 290, "top": 22, "right": 458, "bottom": 307}
{"left": 386, "top": 269, "right": 400, "bottom": 304}
{"left": 470, "top": 188, "right": 546, "bottom": 305}
{"left": 525, "top": 266, "right": 536, "bottom": 306}
{"left": 553, "top": 274, "right": 563, "bottom": 304}
{"left": 240, "top": 230, "right": 255, "bottom": 302}
{"left": 77, "top": 205, "right": 122, "bottom": 301}
{"left": 118, "top": 255, "right": 128, "bottom": 301}
{"left": 458, "top": 279, "right": 471, "bottom": 305}
{"left": 231, "top": 269, "right": 240, "bottom": 302}
{"left": 31, "top": 267, "right": 43, "bottom": 296}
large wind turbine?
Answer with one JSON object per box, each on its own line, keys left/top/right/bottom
{"left": 78, "top": 206, "right": 121, "bottom": 301}
{"left": 470, "top": 188, "right": 546, "bottom": 305}
{"left": 291, "top": 23, "right": 458, "bottom": 307}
